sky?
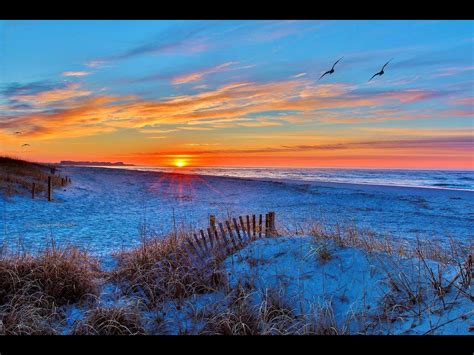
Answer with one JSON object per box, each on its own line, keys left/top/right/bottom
{"left": 0, "top": 20, "right": 473, "bottom": 169}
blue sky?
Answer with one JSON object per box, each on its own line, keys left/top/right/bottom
{"left": 0, "top": 20, "right": 473, "bottom": 168}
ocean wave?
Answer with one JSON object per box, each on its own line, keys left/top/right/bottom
{"left": 88, "top": 165, "right": 474, "bottom": 192}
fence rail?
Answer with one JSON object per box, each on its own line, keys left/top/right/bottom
{"left": 183, "top": 211, "right": 277, "bottom": 265}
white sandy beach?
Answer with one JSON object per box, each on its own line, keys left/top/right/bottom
{"left": 2, "top": 166, "right": 473, "bottom": 254}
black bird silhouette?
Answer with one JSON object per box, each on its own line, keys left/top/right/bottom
{"left": 21, "top": 143, "right": 30, "bottom": 147}
{"left": 319, "top": 57, "right": 343, "bottom": 81}
{"left": 14, "top": 131, "right": 22, "bottom": 135}
{"left": 369, "top": 59, "right": 393, "bottom": 81}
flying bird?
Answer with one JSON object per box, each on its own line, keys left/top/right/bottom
{"left": 319, "top": 57, "right": 343, "bottom": 81}
{"left": 21, "top": 144, "right": 30, "bottom": 147}
{"left": 369, "top": 59, "right": 393, "bottom": 81}
{"left": 14, "top": 131, "right": 22, "bottom": 135}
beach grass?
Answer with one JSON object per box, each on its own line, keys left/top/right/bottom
{"left": 0, "top": 243, "right": 100, "bottom": 335}
{"left": 0, "top": 219, "right": 471, "bottom": 335}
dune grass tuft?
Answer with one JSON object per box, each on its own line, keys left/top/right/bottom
{"left": 0, "top": 245, "right": 100, "bottom": 307}
{"left": 0, "top": 286, "right": 60, "bottom": 335}
{"left": 72, "top": 306, "right": 145, "bottom": 335}
{"left": 112, "top": 232, "right": 226, "bottom": 307}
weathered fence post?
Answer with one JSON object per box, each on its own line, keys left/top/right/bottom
{"left": 207, "top": 227, "right": 214, "bottom": 249}
{"left": 269, "top": 211, "right": 276, "bottom": 236}
{"left": 209, "top": 215, "right": 216, "bottom": 232}
{"left": 265, "top": 213, "right": 269, "bottom": 237}
{"left": 226, "top": 220, "right": 239, "bottom": 250}
{"left": 200, "top": 229, "right": 209, "bottom": 253}
{"left": 187, "top": 238, "right": 205, "bottom": 263}
{"left": 193, "top": 233, "right": 206, "bottom": 257}
{"left": 48, "top": 176, "right": 53, "bottom": 201}
{"left": 218, "top": 222, "right": 233, "bottom": 254}
{"left": 258, "top": 214, "right": 263, "bottom": 238}
{"left": 232, "top": 218, "right": 243, "bottom": 246}
{"left": 252, "top": 215, "right": 256, "bottom": 239}
{"left": 238, "top": 216, "right": 248, "bottom": 242}
{"left": 31, "top": 182, "right": 36, "bottom": 199}
{"left": 245, "top": 215, "right": 252, "bottom": 240}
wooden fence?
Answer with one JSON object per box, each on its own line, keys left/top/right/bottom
{"left": 184, "top": 211, "right": 277, "bottom": 265}
{"left": 31, "top": 170, "right": 72, "bottom": 201}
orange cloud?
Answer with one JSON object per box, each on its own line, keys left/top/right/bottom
{"left": 0, "top": 78, "right": 454, "bottom": 143}
{"left": 171, "top": 62, "right": 238, "bottom": 85}
{"left": 11, "top": 83, "right": 92, "bottom": 106}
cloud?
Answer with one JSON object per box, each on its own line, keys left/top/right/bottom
{"left": 8, "top": 83, "right": 92, "bottom": 106}
{"left": 171, "top": 62, "right": 239, "bottom": 85}
{"left": 185, "top": 143, "right": 220, "bottom": 146}
{"left": 138, "top": 128, "right": 178, "bottom": 134}
{"left": 186, "top": 117, "right": 253, "bottom": 126}
{"left": 0, "top": 77, "right": 462, "bottom": 141}
{"left": 432, "top": 65, "right": 474, "bottom": 78}
{"left": 88, "top": 23, "right": 211, "bottom": 65}
{"left": 2, "top": 81, "right": 60, "bottom": 97}
{"left": 292, "top": 73, "right": 307, "bottom": 78}
{"left": 237, "top": 121, "right": 283, "bottom": 127}
{"left": 85, "top": 60, "right": 106, "bottom": 68}
{"left": 442, "top": 109, "right": 474, "bottom": 117}
{"left": 133, "top": 136, "right": 473, "bottom": 157}
{"left": 178, "top": 126, "right": 215, "bottom": 131}
{"left": 83, "top": 21, "right": 318, "bottom": 70}
{"left": 62, "top": 71, "right": 91, "bottom": 77}
{"left": 453, "top": 97, "right": 474, "bottom": 106}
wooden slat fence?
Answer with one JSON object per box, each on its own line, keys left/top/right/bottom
{"left": 183, "top": 211, "right": 277, "bottom": 265}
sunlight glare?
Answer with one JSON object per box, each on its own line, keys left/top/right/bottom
{"left": 174, "top": 159, "right": 186, "bottom": 168}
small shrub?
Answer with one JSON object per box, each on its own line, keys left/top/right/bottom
{"left": 199, "top": 289, "right": 260, "bottom": 335}
{"left": 317, "top": 245, "right": 332, "bottom": 263}
{"left": 72, "top": 307, "right": 145, "bottom": 335}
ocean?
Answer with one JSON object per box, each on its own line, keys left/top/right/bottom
{"left": 97, "top": 166, "right": 474, "bottom": 192}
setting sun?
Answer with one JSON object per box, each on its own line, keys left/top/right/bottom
{"left": 174, "top": 159, "right": 186, "bottom": 168}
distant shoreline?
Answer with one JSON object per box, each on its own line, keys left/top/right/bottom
{"left": 59, "top": 161, "right": 135, "bottom": 167}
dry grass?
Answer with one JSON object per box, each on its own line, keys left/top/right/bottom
{"left": 72, "top": 307, "right": 145, "bottom": 335}
{"left": 0, "top": 215, "right": 471, "bottom": 335}
{"left": 197, "top": 285, "right": 355, "bottom": 335}
{"left": 0, "top": 286, "right": 60, "bottom": 335}
{"left": 0, "top": 244, "right": 100, "bottom": 335}
{"left": 307, "top": 220, "right": 473, "bottom": 328}
{"left": 198, "top": 284, "right": 309, "bottom": 335}
{"left": 112, "top": 231, "right": 226, "bottom": 307}
{"left": 306, "top": 219, "right": 471, "bottom": 265}
{"left": 0, "top": 156, "right": 68, "bottom": 198}
{"left": 199, "top": 293, "right": 260, "bottom": 335}
{"left": 0, "top": 245, "right": 100, "bottom": 307}
{"left": 304, "top": 301, "right": 350, "bottom": 335}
